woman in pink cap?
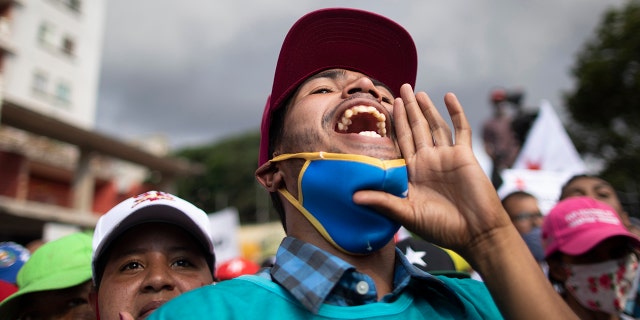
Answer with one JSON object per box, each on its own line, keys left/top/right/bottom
{"left": 543, "top": 196, "right": 640, "bottom": 319}
{"left": 560, "top": 174, "right": 640, "bottom": 238}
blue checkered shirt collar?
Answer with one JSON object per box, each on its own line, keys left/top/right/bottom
{"left": 259, "top": 236, "right": 464, "bottom": 314}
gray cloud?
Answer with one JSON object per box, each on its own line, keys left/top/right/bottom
{"left": 96, "top": 0, "right": 626, "bottom": 149}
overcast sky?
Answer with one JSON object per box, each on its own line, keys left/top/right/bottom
{"left": 95, "top": 1, "right": 626, "bottom": 153}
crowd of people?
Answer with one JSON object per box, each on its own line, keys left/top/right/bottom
{"left": 0, "top": 7, "right": 638, "bottom": 320}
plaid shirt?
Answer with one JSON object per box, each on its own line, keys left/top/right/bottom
{"left": 257, "top": 236, "right": 464, "bottom": 314}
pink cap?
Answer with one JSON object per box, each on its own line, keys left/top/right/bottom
{"left": 259, "top": 8, "right": 418, "bottom": 165}
{"left": 542, "top": 196, "right": 640, "bottom": 258}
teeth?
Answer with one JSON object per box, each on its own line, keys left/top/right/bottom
{"left": 339, "top": 118, "right": 349, "bottom": 127}
{"left": 338, "top": 105, "right": 387, "bottom": 137}
{"left": 359, "top": 131, "right": 382, "bottom": 138}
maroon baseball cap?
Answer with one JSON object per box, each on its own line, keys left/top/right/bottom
{"left": 258, "top": 8, "right": 418, "bottom": 165}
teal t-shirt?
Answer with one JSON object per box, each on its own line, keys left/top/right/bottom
{"left": 149, "top": 275, "right": 502, "bottom": 319}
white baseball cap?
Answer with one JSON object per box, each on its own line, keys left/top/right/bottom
{"left": 92, "top": 191, "right": 215, "bottom": 285}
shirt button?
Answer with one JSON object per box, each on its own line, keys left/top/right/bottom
{"left": 356, "top": 281, "right": 369, "bottom": 295}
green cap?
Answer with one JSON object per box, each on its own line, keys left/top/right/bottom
{"left": 0, "top": 232, "right": 93, "bottom": 317}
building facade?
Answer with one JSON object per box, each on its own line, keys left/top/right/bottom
{"left": 0, "top": 0, "right": 200, "bottom": 245}
{"left": 3, "top": 0, "right": 103, "bottom": 129}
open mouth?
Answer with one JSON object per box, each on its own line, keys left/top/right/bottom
{"left": 335, "top": 105, "right": 387, "bottom": 138}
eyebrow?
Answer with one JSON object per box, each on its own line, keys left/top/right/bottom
{"left": 593, "top": 182, "right": 614, "bottom": 189}
{"left": 114, "top": 245, "right": 200, "bottom": 258}
{"left": 567, "top": 181, "right": 614, "bottom": 193}
{"left": 304, "top": 69, "right": 393, "bottom": 94}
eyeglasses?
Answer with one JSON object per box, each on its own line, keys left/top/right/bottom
{"left": 512, "top": 212, "right": 543, "bottom": 221}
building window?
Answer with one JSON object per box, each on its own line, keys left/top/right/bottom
{"left": 57, "top": 0, "right": 82, "bottom": 12}
{"left": 55, "top": 82, "right": 71, "bottom": 105}
{"left": 63, "top": 0, "right": 81, "bottom": 13}
{"left": 70, "top": 0, "right": 81, "bottom": 12}
{"left": 37, "top": 22, "right": 54, "bottom": 46}
{"left": 61, "top": 36, "right": 74, "bottom": 56}
{"left": 32, "top": 71, "right": 48, "bottom": 94}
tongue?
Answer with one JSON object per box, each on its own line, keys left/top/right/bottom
{"left": 344, "top": 113, "right": 377, "bottom": 134}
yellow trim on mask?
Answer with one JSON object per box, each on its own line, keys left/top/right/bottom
{"left": 272, "top": 151, "right": 405, "bottom": 255}
{"left": 270, "top": 152, "right": 406, "bottom": 169}
{"left": 277, "top": 188, "right": 351, "bottom": 254}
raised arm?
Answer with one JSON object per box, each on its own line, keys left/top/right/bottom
{"left": 353, "top": 83, "right": 577, "bottom": 320}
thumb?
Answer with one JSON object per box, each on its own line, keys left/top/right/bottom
{"left": 353, "top": 190, "right": 411, "bottom": 224}
{"left": 119, "top": 311, "right": 135, "bottom": 320}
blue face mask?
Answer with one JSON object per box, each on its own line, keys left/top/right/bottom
{"left": 269, "top": 152, "right": 408, "bottom": 254}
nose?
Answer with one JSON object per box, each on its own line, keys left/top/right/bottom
{"left": 342, "top": 76, "right": 383, "bottom": 102}
{"left": 141, "top": 262, "right": 176, "bottom": 293}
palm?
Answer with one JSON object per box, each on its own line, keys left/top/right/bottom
{"left": 354, "top": 85, "right": 510, "bottom": 253}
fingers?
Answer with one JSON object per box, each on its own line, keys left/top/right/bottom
{"left": 120, "top": 311, "right": 135, "bottom": 320}
{"left": 398, "top": 84, "right": 433, "bottom": 151}
{"left": 443, "top": 93, "right": 472, "bottom": 147}
{"left": 393, "top": 97, "right": 416, "bottom": 157}
{"left": 415, "top": 92, "right": 453, "bottom": 146}
{"left": 393, "top": 85, "right": 471, "bottom": 153}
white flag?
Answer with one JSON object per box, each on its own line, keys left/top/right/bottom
{"left": 497, "top": 168, "right": 576, "bottom": 214}
{"left": 208, "top": 207, "right": 241, "bottom": 267}
{"left": 499, "top": 101, "right": 586, "bottom": 213}
{"left": 511, "top": 100, "right": 586, "bottom": 174}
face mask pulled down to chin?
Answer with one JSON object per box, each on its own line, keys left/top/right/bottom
{"left": 269, "top": 152, "right": 408, "bottom": 254}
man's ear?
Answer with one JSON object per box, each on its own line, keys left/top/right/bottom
{"left": 255, "top": 162, "right": 284, "bottom": 192}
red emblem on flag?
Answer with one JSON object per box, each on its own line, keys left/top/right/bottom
{"left": 525, "top": 160, "right": 541, "bottom": 170}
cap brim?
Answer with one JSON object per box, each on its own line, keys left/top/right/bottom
{"left": 558, "top": 226, "right": 640, "bottom": 256}
{"left": 260, "top": 8, "right": 417, "bottom": 165}
{"left": 0, "top": 268, "right": 91, "bottom": 314}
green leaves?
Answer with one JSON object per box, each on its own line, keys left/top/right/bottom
{"left": 564, "top": 0, "right": 640, "bottom": 205}
{"left": 173, "top": 131, "right": 277, "bottom": 225}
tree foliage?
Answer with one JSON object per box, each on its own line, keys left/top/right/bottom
{"left": 172, "top": 131, "right": 277, "bottom": 225}
{"left": 564, "top": 0, "right": 640, "bottom": 203}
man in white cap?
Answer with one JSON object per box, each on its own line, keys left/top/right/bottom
{"left": 90, "top": 190, "right": 215, "bottom": 320}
